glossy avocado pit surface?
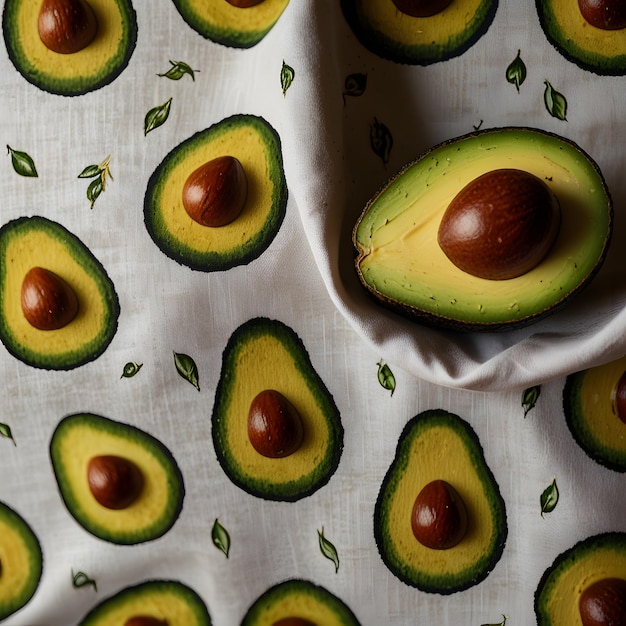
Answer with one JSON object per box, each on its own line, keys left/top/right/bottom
{"left": 353, "top": 127, "right": 612, "bottom": 332}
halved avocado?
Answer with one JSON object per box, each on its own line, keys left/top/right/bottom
{"left": 563, "top": 356, "right": 626, "bottom": 472}
{"left": 0, "top": 501, "right": 43, "bottom": 622}
{"left": 212, "top": 317, "right": 344, "bottom": 501}
{"left": 144, "top": 114, "right": 287, "bottom": 272}
{"left": 535, "top": 532, "right": 626, "bottom": 625}
{"left": 353, "top": 127, "right": 613, "bottom": 331}
{"left": 241, "top": 579, "right": 361, "bottom": 625}
{"left": 50, "top": 413, "right": 185, "bottom": 545}
{"left": 340, "top": 0, "right": 498, "bottom": 65}
{"left": 78, "top": 579, "right": 211, "bottom": 625}
{"left": 0, "top": 216, "right": 120, "bottom": 370}
{"left": 374, "top": 409, "right": 507, "bottom": 594}
{"left": 537, "top": 0, "right": 626, "bottom": 75}
{"left": 2, "top": 0, "right": 137, "bottom": 96}
{"left": 171, "top": 0, "right": 289, "bottom": 48}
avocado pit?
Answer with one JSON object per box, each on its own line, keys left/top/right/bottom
{"left": 578, "top": 0, "right": 626, "bottom": 30}
{"left": 391, "top": 0, "right": 453, "bottom": 17}
{"left": 437, "top": 168, "right": 561, "bottom": 280}
{"left": 38, "top": 0, "right": 98, "bottom": 54}
{"left": 273, "top": 619, "right": 317, "bottom": 626}
{"left": 610, "top": 371, "right": 626, "bottom": 424}
{"left": 87, "top": 454, "right": 144, "bottom": 510}
{"left": 579, "top": 577, "right": 626, "bottom": 626}
{"left": 225, "top": 0, "right": 266, "bottom": 7}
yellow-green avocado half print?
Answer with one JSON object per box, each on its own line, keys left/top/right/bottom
{"left": 241, "top": 579, "right": 361, "bottom": 626}
{"left": 171, "top": 0, "right": 290, "bottom": 48}
{"left": 537, "top": 0, "right": 626, "bottom": 75}
{"left": 353, "top": 127, "right": 613, "bottom": 332}
{"left": 0, "top": 500, "right": 43, "bottom": 622}
{"left": 563, "top": 356, "right": 626, "bottom": 472}
{"left": 340, "top": 0, "right": 498, "bottom": 65}
{"left": 374, "top": 409, "right": 507, "bottom": 594}
{"left": 535, "top": 532, "right": 626, "bottom": 625}
{"left": 50, "top": 413, "right": 185, "bottom": 545}
{"left": 0, "top": 216, "right": 120, "bottom": 370}
{"left": 77, "top": 580, "right": 211, "bottom": 626}
{"left": 144, "top": 114, "right": 288, "bottom": 273}
{"left": 212, "top": 317, "right": 344, "bottom": 502}
{"left": 2, "top": 0, "right": 138, "bottom": 96}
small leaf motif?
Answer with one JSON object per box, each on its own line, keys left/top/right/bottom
{"left": 79, "top": 155, "right": 113, "bottom": 209}
{"left": 158, "top": 60, "right": 197, "bottom": 81}
{"left": 72, "top": 570, "right": 97, "bottom": 592}
{"left": 370, "top": 118, "right": 393, "bottom": 165}
{"left": 173, "top": 351, "right": 200, "bottom": 391}
{"left": 540, "top": 478, "right": 559, "bottom": 517}
{"left": 318, "top": 527, "right": 339, "bottom": 573}
{"left": 0, "top": 422, "right": 16, "bottom": 446}
{"left": 7, "top": 145, "right": 38, "bottom": 177}
{"left": 377, "top": 359, "right": 396, "bottom": 396}
{"left": 506, "top": 50, "right": 526, "bottom": 93}
{"left": 343, "top": 72, "right": 367, "bottom": 104}
{"left": 482, "top": 615, "right": 507, "bottom": 626}
{"left": 522, "top": 385, "right": 541, "bottom": 417}
{"left": 544, "top": 80, "right": 567, "bottom": 121}
{"left": 121, "top": 361, "right": 143, "bottom": 378}
{"left": 145, "top": 97, "right": 172, "bottom": 135}
{"left": 281, "top": 61, "right": 295, "bottom": 96}
{"left": 211, "top": 518, "right": 230, "bottom": 558}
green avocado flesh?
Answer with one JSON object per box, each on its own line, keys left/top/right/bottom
{"left": 2, "top": 0, "right": 137, "bottom": 96}
{"left": 78, "top": 580, "right": 211, "bottom": 625}
{"left": 537, "top": 0, "right": 626, "bottom": 75}
{"left": 353, "top": 127, "right": 612, "bottom": 331}
{"left": 340, "top": 0, "right": 498, "bottom": 65}
{"left": 241, "top": 579, "right": 361, "bottom": 625}
{"left": 535, "top": 532, "right": 626, "bottom": 625}
{"left": 144, "top": 114, "right": 287, "bottom": 272}
{"left": 50, "top": 413, "right": 185, "bottom": 545}
{"left": 171, "top": 0, "right": 290, "bottom": 48}
{"left": 0, "top": 501, "right": 43, "bottom": 622}
{"left": 0, "top": 216, "right": 120, "bottom": 370}
{"left": 374, "top": 409, "right": 507, "bottom": 594}
{"left": 212, "top": 317, "right": 343, "bottom": 501}
{"left": 563, "top": 356, "right": 626, "bottom": 472}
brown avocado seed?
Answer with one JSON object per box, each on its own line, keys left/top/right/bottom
{"left": 391, "top": 0, "right": 453, "bottom": 17}
{"left": 225, "top": 0, "right": 266, "bottom": 7}
{"left": 124, "top": 618, "right": 168, "bottom": 626}
{"left": 182, "top": 155, "right": 248, "bottom": 227}
{"left": 248, "top": 390, "right": 304, "bottom": 458}
{"left": 87, "top": 455, "right": 144, "bottom": 510}
{"left": 578, "top": 0, "right": 626, "bottom": 30}
{"left": 411, "top": 479, "right": 468, "bottom": 550}
{"left": 437, "top": 168, "right": 561, "bottom": 280}
{"left": 272, "top": 619, "right": 317, "bottom": 626}
{"left": 21, "top": 267, "right": 79, "bottom": 330}
{"left": 610, "top": 371, "right": 626, "bottom": 425}
{"left": 38, "top": 0, "right": 98, "bottom": 54}
{"left": 579, "top": 577, "right": 626, "bottom": 626}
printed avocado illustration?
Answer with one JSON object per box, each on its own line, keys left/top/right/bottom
{"left": 0, "top": 216, "right": 120, "bottom": 370}
{"left": 340, "top": 0, "right": 498, "bottom": 65}
{"left": 563, "top": 356, "right": 626, "bottom": 472}
{"left": 212, "top": 317, "right": 344, "bottom": 501}
{"left": 353, "top": 127, "right": 613, "bottom": 331}
{"left": 78, "top": 579, "right": 211, "bottom": 625}
{"left": 171, "top": 0, "right": 290, "bottom": 48}
{"left": 536, "top": 0, "right": 626, "bottom": 75}
{"left": 2, "top": 0, "right": 138, "bottom": 96}
{"left": 50, "top": 413, "right": 185, "bottom": 545}
{"left": 535, "top": 532, "right": 626, "bottom": 625}
{"left": 144, "top": 114, "right": 288, "bottom": 272}
{"left": 374, "top": 409, "right": 507, "bottom": 594}
{"left": 241, "top": 578, "right": 361, "bottom": 625}
{"left": 0, "top": 500, "right": 43, "bottom": 622}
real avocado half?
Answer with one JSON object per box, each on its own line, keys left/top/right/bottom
{"left": 340, "top": 0, "right": 498, "bottom": 65}
{"left": 2, "top": 0, "right": 138, "bottom": 96}
{"left": 0, "top": 216, "right": 120, "bottom": 370}
{"left": 212, "top": 317, "right": 344, "bottom": 501}
{"left": 535, "top": 532, "right": 626, "bottom": 625}
{"left": 353, "top": 127, "right": 613, "bottom": 331}
{"left": 0, "top": 500, "right": 43, "bottom": 622}
{"left": 171, "top": 0, "right": 289, "bottom": 48}
{"left": 144, "top": 114, "right": 288, "bottom": 272}
{"left": 536, "top": 0, "right": 626, "bottom": 75}
{"left": 563, "top": 356, "right": 626, "bottom": 472}
{"left": 374, "top": 409, "right": 507, "bottom": 594}
{"left": 50, "top": 413, "right": 185, "bottom": 545}
{"left": 78, "top": 579, "right": 211, "bottom": 625}
{"left": 241, "top": 578, "right": 361, "bottom": 625}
